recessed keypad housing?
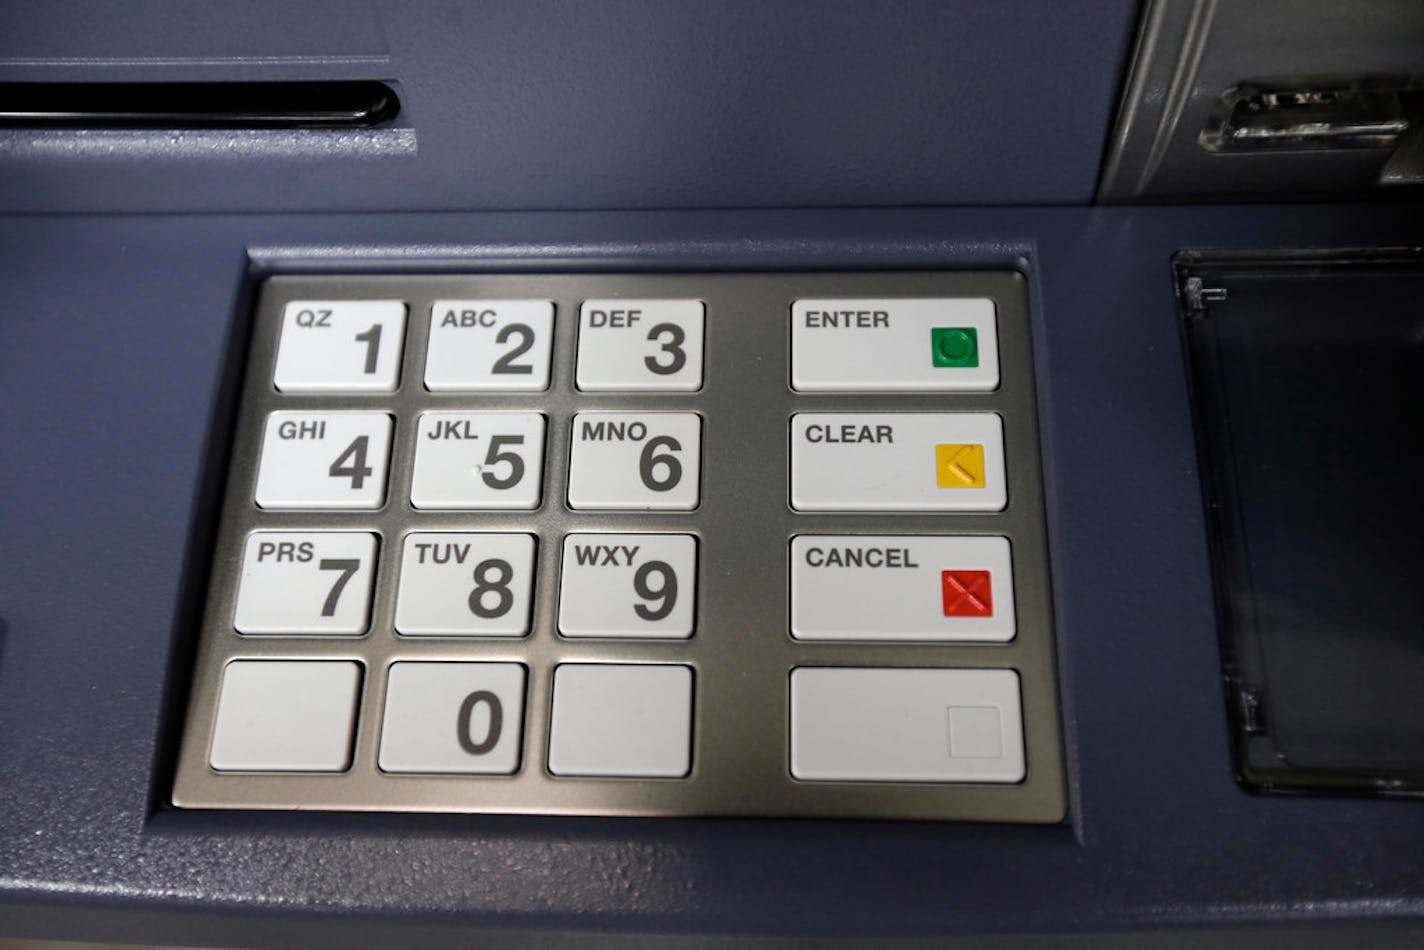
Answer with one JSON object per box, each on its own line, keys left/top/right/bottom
{"left": 173, "top": 272, "right": 1064, "bottom": 822}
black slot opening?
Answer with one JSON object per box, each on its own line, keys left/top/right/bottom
{"left": 0, "top": 80, "right": 399, "bottom": 129}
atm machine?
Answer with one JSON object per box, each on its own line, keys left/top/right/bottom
{"left": 1, "top": 1, "right": 1423, "bottom": 946}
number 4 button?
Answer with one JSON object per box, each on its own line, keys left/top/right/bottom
{"left": 255, "top": 411, "right": 393, "bottom": 509}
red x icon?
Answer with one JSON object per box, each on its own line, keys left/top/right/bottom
{"left": 942, "top": 570, "right": 993, "bottom": 617}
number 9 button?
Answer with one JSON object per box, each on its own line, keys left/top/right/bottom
{"left": 558, "top": 534, "right": 697, "bottom": 639}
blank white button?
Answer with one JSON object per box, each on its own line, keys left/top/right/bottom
{"left": 424, "top": 300, "right": 554, "bottom": 392}
{"left": 548, "top": 665, "right": 693, "bottom": 777}
{"left": 273, "top": 300, "right": 406, "bottom": 393}
{"left": 379, "top": 662, "right": 526, "bottom": 774}
{"left": 255, "top": 412, "right": 393, "bottom": 509}
{"left": 558, "top": 534, "right": 696, "bottom": 639}
{"left": 790, "top": 412, "right": 1006, "bottom": 512}
{"left": 567, "top": 412, "right": 701, "bottom": 510}
{"left": 790, "top": 667, "right": 1024, "bottom": 783}
{"left": 234, "top": 532, "right": 378, "bottom": 635}
{"left": 791, "top": 298, "right": 999, "bottom": 392}
{"left": 210, "top": 661, "right": 361, "bottom": 772}
{"left": 576, "top": 299, "right": 704, "bottom": 391}
{"left": 395, "top": 533, "right": 536, "bottom": 637}
{"left": 790, "top": 536, "right": 1014, "bottom": 642}
{"left": 410, "top": 411, "right": 545, "bottom": 509}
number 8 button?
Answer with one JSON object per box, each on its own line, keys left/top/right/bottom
{"left": 394, "top": 533, "right": 537, "bottom": 637}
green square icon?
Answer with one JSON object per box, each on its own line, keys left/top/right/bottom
{"left": 931, "top": 327, "right": 979, "bottom": 368}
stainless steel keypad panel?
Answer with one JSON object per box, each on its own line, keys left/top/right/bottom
{"left": 173, "top": 272, "right": 1064, "bottom": 822}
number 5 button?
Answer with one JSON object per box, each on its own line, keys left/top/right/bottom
{"left": 255, "top": 411, "right": 393, "bottom": 509}
{"left": 576, "top": 299, "right": 704, "bottom": 391}
{"left": 234, "top": 532, "right": 378, "bottom": 635}
{"left": 410, "top": 411, "right": 545, "bottom": 509}
{"left": 395, "top": 533, "right": 536, "bottom": 637}
{"left": 559, "top": 534, "right": 696, "bottom": 639}
{"left": 567, "top": 412, "right": 701, "bottom": 510}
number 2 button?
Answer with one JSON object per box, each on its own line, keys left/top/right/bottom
{"left": 255, "top": 411, "right": 393, "bottom": 509}
{"left": 395, "top": 533, "right": 536, "bottom": 637}
{"left": 273, "top": 300, "right": 406, "bottom": 393}
{"left": 567, "top": 412, "right": 701, "bottom": 510}
{"left": 234, "top": 532, "right": 378, "bottom": 635}
{"left": 411, "top": 411, "right": 545, "bottom": 509}
{"left": 424, "top": 300, "right": 554, "bottom": 392}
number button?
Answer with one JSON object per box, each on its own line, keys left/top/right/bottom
{"left": 272, "top": 300, "right": 406, "bottom": 393}
{"left": 378, "top": 662, "right": 526, "bottom": 774}
{"left": 234, "top": 532, "right": 378, "bottom": 635}
{"left": 410, "top": 411, "right": 545, "bottom": 509}
{"left": 424, "top": 300, "right": 555, "bottom": 392}
{"left": 255, "top": 411, "right": 393, "bottom": 509}
{"left": 567, "top": 412, "right": 701, "bottom": 510}
{"left": 576, "top": 299, "right": 704, "bottom": 391}
{"left": 395, "top": 533, "right": 536, "bottom": 637}
{"left": 558, "top": 533, "right": 696, "bottom": 639}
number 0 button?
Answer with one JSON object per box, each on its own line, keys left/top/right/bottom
{"left": 379, "top": 662, "right": 526, "bottom": 774}
{"left": 395, "top": 533, "right": 536, "bottom": 637}
{"left": 567, "top": 412, "right": 701, "bottom": 510}
{"left": 255, "top": 411, "right": 393, "bottom": 509}
{"left": 410, "top": 411, "right": 545, "bottom": 509}
{"left": 235, "top": 532, "right": 378, "bottom": 635}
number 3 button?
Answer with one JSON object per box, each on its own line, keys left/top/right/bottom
{"left": 576, "top": 299, "right": 704, "bottom": 391}
{"left": 410, "top": 411, "right": 545, "bottom": 509}
{"left": 567, "top": 412, "right": 701, "bottom": 510}
{"left": 395, "top": 533, "right": 536, "bottom": 637}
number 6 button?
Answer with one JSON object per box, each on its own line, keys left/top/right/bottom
{"left": 234, "top": 532, "right": 378, "bottom": 635}
{"left": 395, "top": 533, "right": 536, "bottom": 637}
{"left": 559, "top": 533, "right": 696, "bottom": 638}
{"left": 410, "top": 411, "right": 545, "bottom": 509}
{"left": 567, "top": 412, "right": 701, "bottom": 510}
{"left": 255, "top": 411, "right": 393, "bottom": 509}
{"left": 379, "top": 662, "right": 526, "bottom": 774}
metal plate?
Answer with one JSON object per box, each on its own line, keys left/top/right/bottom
{"left": 172, "top": 271, "right": 1065, "bottom": 822}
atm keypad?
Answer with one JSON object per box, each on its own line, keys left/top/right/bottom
{"left": 174, "top": 272, "right": 1064, "bottom": 822}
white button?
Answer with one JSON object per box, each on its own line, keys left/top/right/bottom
{"left": 210, "top": 661, "right": 362, "bottom": 772}
{"left": 410, "top": 411, "right": 545, "bottom": 509}
{"left": 558, "top": 534, "right": 696, "bottom": 639}
{"left": 394, "top": 533, "right": 536, "bottom": 637}
{"left": 548, "top": 664, "right": 693, "bottom": 777}
{"left": 790, "top": 298, "right": 999, "bottom": 392}
{"left": 789, "top": 668, "right": 1024, "bottom": 783}
{"left": 790, "top": 412, "right": 1006, "bottom": 512}
{"left": 790, "top": 536, "right": 1014, "bottom": 642}
{"left": 576, "top": 299, "right": 704, "bottom": 391}
{"left": 567, "top": 412, "right": 701, "bottom": 510}
{"left": 424, "top": 300, "right": 554, "bottom": 392}
{"left": 234, "top": 532, "right": 379, "bottom": 635}
{"left": 273, "top": 300, "right": 406, "bottom": 393}
{"left": 255, "top": 411, "right": 393, "bottom": 509}
{"left": 379, "top": 662, "right": 526, "bottom": 774}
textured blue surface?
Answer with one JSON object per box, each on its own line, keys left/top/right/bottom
{"left": 0, "top": 0, "right": 1137, "bottom": 213}
{"left": 2, "top": 205, "right": 1424, "bottom": 944}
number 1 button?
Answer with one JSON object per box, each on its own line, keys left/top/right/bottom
{"left": 273, "top": 300, "right": 406, "bottom": 392}
{"left": 255, "top": 411, "right": 393, "bottom": 509}
{"left": 410, "top": 411, "right": 545, "bottom": 509}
